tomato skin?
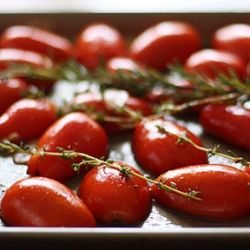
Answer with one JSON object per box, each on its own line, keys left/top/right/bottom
{"left": 74, "top": 22, "right": 127, "bottom": 71}
{"left": 132, "top": 118, "right": 208, "bottom": 176}
{"left": 106, "top": 56, "right": 144, "bottom": 73}
{"left": 151, "top": 164, "right": 250, "bottom": 220}
{"left": 27, "top": 112, "right": 109, "bottom": 182}
{"left": 0, "top": 25, "right": 73, "bottom": 62}
{"left": 184, "top": 48, "right": 247, "bottom": 80}
{"left": 0, "top": 48, "right": 54, "bottom": 91}
{"left": 0, "top": 98, "right": 58, "bottom": 143}
{"left": 0, "top": 176, "right": 96, "bottom": 227}
{"left": 70, "top": 91, "right": 153, "bottom": 134}
{"left": 78, "top": 161, "right": 151, "bottom": 225}
{"left": 199, "top": 103, "right": 250, "bottom": 150}
{"left": 129, "top": 21, "right": 201, "bottom": 71}
{"left": 212, "top": 23, "right": 250, "bottom": 66}
{"left": 0, "top": 78, "right": 28, "bottom": 115}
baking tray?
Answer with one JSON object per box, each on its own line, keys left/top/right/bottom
{"left": 1, "top": 3, "right": 250, "bottom": 248}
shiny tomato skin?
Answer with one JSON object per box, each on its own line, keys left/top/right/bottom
{"left": 151, "top": 164, "right": 250, "bottom": 220}
{"left": 0, "top": 78, "right": 28, "bottom": 115}
{"left": 74, "top": 22, "right": 127, "bottom": 71}
{"left": 0, "top": 98, "right": 58, "bottom": 143}
{"left": 132, "top": 118, "right": 208, "bottom": 176}
{"left": 0, "top": 25, "right": 73, "bottom": 62}
{"left": 78, "top": 161, "right": 151, "bottom": 225}
{"left": 70, "top": 91, "right": 153, "bottom": 134}
{"left": 199, "top": 103, "right": 250, "bottom": 150}
{"left": 106, "top": 56, "right": 144, "bottom": 73}
{"left": 129, "top": 21, "right": 201, "bottom": 71}
{"left": 184, "top": 48, "right": 247, "bottom": 80}
{"left": 27, "top": 112, "right": 109, "bottom": 182}
{"left": 1, "top": 176, "right": 96, "bottom": 227}
{"left": 0, "top": 48, "right": 54, "bottom": 91}
{"left": 212, "top": 23, "right": 250, "bottom": 66}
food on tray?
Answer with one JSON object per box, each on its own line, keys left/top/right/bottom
{"left": 0, "top": 20, "right": 250, "bottom": 226}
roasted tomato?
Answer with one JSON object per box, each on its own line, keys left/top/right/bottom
{"left": 184, "top": 48, "right": 247, "bottom": 80}
{"left": 199, "top": 103, "right": 250, "bottom": 150}
{"left": 0, "top": 48, "right": 55, "bottom": 91}
{"left": 151, "top": 164, "right": 250, "bottom": 220}
{"left": 0, "top": 98, "right": 58, "bottom": 143}
{"left": 78, "top": 161, "right": 151, "bottom": 226}
{"left": 212, "top": 23, "right": 250, "bottom": 66}
{"left": 129, "top": 20, "right": 201, "bottom": 71}
{"left": 74, "top": 22, "right": 127, "bottom": 71}
{"left": 27, "top": 112, "right": 109, "bottom": 182}
{"left": 0, "top": 176, "right": 96, "bottom": 227}
{"left": 70, "top": 90, "right": 153, "bottom": 134}
{"left": 0, "top": 25, "right": 73, "bottom": 62}
{"left": 132, "top": 118, "right": 208, "bottom": 176}
{"left": 0, "top": 78, "right": 28, "bottom": 115}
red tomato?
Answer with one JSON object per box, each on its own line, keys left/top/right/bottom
{"left": 27, "top": 112, "right": 109, "bottom": 182}
{"left": 151, "top": 164, "right": 250, "bottom": 220}
{"left": 78, "top": 161, "right": 151, "bottom": 225}
{"left": 184, "top": 48, "right": 247, "bottom": 80}
{"left": 212, "top": 23, "right": 250, "bottom": 66}
{"left": 0, "top": 98, "right": 58, "bottom": 143}
{"left": 70, "top": 90, "right": 153, "bottom": 134}
{"left": 129, "top": 20, "right": 201, "bottom": 71}
{"left": 106, "top": 56, "right": 144, "bottom": 73}
{"left": 74, "top": 22, "right": 127, "bottom": 71}
{"left": 0, "top": 176, "right": 96, "bottom": 227}
{"left": 0, "top": 48, "right": 55, "bottom": 91}
{"left": 132, "top": 118, "right": 208, "bottom": 176}
{"left": 199, "top": 103, "right": 250, "bottom": 150}
{"left": 0, "top": 78, "right": 28, "bottom": 115}
{"left": 0, "top": 25, "right": 73, "bottom": 62}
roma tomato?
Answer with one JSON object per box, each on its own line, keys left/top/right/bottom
{"left": 199, "top": 103, "right": 250, "bottom": 150}
{"left": 0, "top": 48, "right": 54, "bottom": 91}
{"left": 78, "top": 161, "right": 151, "bottom": 225}
{"left": 129, "top": 20, "right": 201, "bottom": 71}
{"left": 0, "top": 98, "right": 58, "bottom": 143}
{"left": 27, "top": 112, "right": 109, "bottom": 182}
{"left": 132, "top": 118, "right": 208, "bottom": 176}
{"left": 106, "top": 56, "right": 144, "bottom": 74}
{"left": 151, "top": 164, "right": 250, "bottom": 220}
{"left": 0, "top": 78, "right": 28, "bottom": 115}
{"left": 74, "top": 22, "right": 127, "bottom": 71}
{"left": 0, "top": 176, "right": 96, "bottom": 227}
{"left": 184, "top": 48, "right": 247, "bottom": 80}
{"left": 212, "top": 23, "right": 250, "bottom": 66}
{"left": 70, "top": 90, "right": 153, "bottom": 134}
{"left": 0, "top": 25, "right": 73, "bottom": 62}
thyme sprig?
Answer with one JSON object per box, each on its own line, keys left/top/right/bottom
{"left": 1, "top": 61, "right": 250, "bottom": 101}
{"left": 0, "top": 140, "right": 201, "bottom": 201}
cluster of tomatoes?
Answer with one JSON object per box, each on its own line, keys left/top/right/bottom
{"left": 1, "top": 20, "right": 250, "bottom": 227}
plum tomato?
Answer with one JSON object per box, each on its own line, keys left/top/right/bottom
{"left": 0, "top": 176, "right": 96, "bottom": 227}
{"left": 74, "top": 22, "right": 127, "bottom": 71}
{"left": 212, "top": 23, "right": 250, "bottom": 66}
{"left": 78, "top": 161, "right": 151, "bottom": 226}
{"left": 184, "top": 48, "right": 247, "bottom": 80}
{"left": 70, "top": 90, "right": 153, "bottom": 134}
{"left": 0, "top": 48, "right": 55, "bottom": 91}
{"left": 0, "top": 25, "right": 73, "bottom": 62}
{"left": 106, "top": 56, "right": 144, "bottom": 74}
{"left": 129, "top": 20, "right": 201, "bottom": 71}
{"left": 0, "top": 98, "right": 58, "bottom": 143}
{"left": 0, "top": 78, "right": 28, "bottom": 115}
{"left": 27, "top": 112, "right": 109, "bottom": 182}
{"left": 132, "top": 118, "right": 208, "bottom": 176}
{"left": 151, "top": 164, "right": 250, "bottom": 220}
{"left": 199, "top": 103, "right": 250, "bottom": 150}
